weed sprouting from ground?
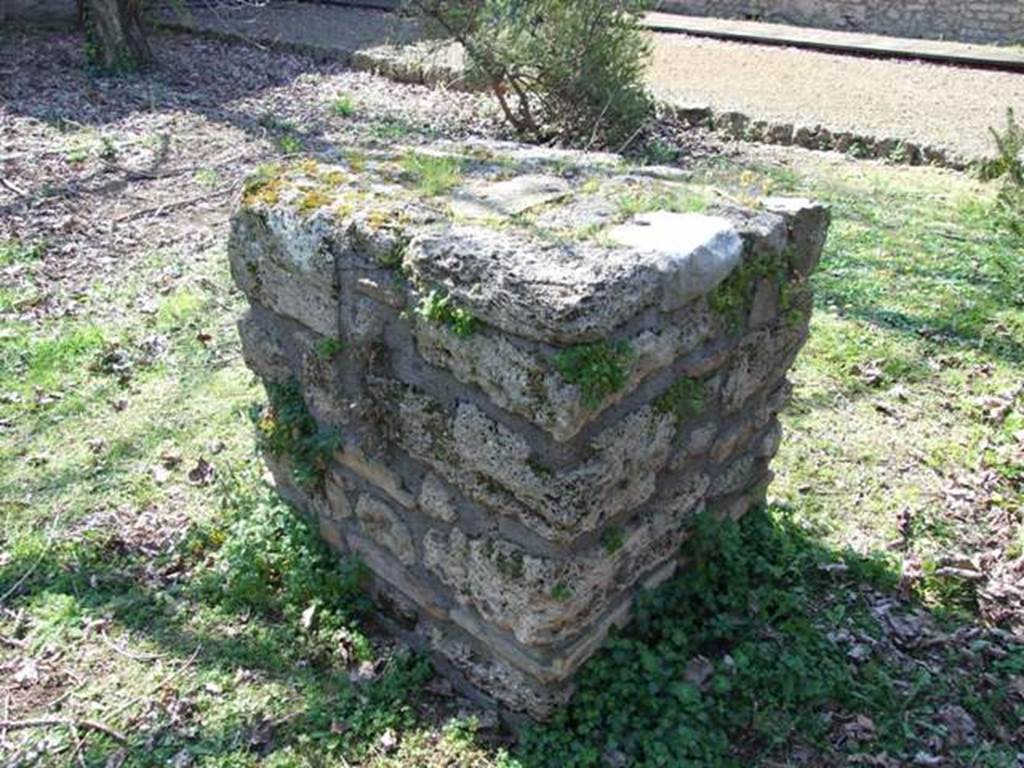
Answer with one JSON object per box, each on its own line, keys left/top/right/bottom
{"left": 0, "top": 238, "right": 48, "bottom": 266}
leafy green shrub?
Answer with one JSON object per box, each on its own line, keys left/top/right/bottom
{"left": 981, "top": 108, "right": 1024, "bottom": 238}
{"left": 412, "top": 0, "right": 654, "bottom": 148}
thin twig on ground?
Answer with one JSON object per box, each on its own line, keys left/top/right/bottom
{"left": 100, "top": 632, "right": 169, "bottom": 662}
{"left": 0, "top": 718, "right": 127, "bottom": 744}
{"left": 113, "top": 188, "right": 232, "bottom": 224}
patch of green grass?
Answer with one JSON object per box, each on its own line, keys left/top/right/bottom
{"left": 1, "top": 321, "right": 107, "bottom": 389}
{"left": 0, "top": 237, "right": 47, "bottom": 266}
{"left": 155, "top": 289, "right": 204, "bottom": 330}
{"left": 554, "top": 340, "right": 632, "bottom": 408}
{"left": 329, "top": 94, "right": 356, "bottom": 118}
{"left": 617, "top": 186, "right": 709, "bottom": 218}
{"left": 401, "top": 152, "right": 463, "bottom": 197}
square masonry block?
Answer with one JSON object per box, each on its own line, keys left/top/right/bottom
{"left": 228, "top": 142, "right": 830, "bottom": 719}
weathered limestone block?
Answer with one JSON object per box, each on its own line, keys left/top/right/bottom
{"left": 228, "top": 142, "right": 830, "bottom": 720}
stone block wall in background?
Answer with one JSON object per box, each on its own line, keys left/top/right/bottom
{"left": 228, "top": 143, "right": 830, "bottom": 719}
{"left": 0, "top": 0, "right": 77, "bottom": 28}
{"left": 657, "top": 0, "right": 1024, "bottom": 44}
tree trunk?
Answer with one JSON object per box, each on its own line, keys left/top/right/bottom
{"left": 85, "top": 0, "right": 153, "bottom": 71}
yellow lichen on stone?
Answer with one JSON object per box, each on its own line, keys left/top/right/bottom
{"left": 242, "top": 174, "right": 285, "bottom": 207}
{"left": 366, "top": 208, "right": 390, "bottom": 231}
{"left": 297, "top": 187, "right": 333, "bottom": 217}
{"left": 321, "top": 170, "right": 347, "bottom": 186}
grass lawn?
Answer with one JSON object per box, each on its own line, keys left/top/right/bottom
{"left": 1, "top": 31, "right": 1022, "bottom": 768}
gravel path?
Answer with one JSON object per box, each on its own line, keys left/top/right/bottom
{"left": 648, "top": 33, "right": 1024, "bottom": 161}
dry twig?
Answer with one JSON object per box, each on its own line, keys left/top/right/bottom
{"left": 0, "top": 718, "right": 127, "bottom": 744}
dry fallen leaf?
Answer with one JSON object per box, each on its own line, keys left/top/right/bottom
{"left": 187, "top": 457, "right": 215, "bottom": 486}
{"left": 13, "top": 657, "right": 39, "bottom": 687}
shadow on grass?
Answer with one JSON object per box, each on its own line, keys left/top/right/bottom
{"left": 3, "top": 471, "right": 1021, "bottom": 767}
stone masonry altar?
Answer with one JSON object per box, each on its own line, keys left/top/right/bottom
{"left": 228, "top": 143, "right": 830, "bottom": 719}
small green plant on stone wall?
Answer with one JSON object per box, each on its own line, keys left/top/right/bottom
{"left": 415, "top": 289, "right": 479, "bottom": 337}
{"left": 314, "top": 337, "right": 344, "bottom": 359}
{"left": 709, "top": 250, "right": 790, "bottom": 330}
{"left": 252, "top": 381, "right": 341, "bottom": 490}
{"left": 550, "top": 582, "right": 572, "bottom": 601}
{"left": 601, "top": 526, "right": 625, "bottom": 555}
{"left": 554, "top": 340, "right": 632, "bottom": 408}
{"left": 654, "top": 376, "right": 705, "bottom": 421}
{"left": 329, "top": 94, "right": 356, "bottom": 118}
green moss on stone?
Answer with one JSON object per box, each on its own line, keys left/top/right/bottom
{"left": 654, "top": 377, "right": 705, "bottom": 422}
{"left": 554, "top": 341, "right": 632, "bottom": 408}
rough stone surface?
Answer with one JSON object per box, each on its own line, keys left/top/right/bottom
{"left": 228, "top": 143, "right": 830, "bottom": 719}
{"left": 657, "top": 0, "right": 1024, "bottom": 45}
{"left": 449, "top": 174, "right": 572, "bottom": 220}
{"left": 607, "top": 212, "right": 744, "bottom": 311}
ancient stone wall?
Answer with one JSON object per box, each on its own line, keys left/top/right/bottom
{"left": 0, "top": 0, "right": 77, "bottom": 28}
{"left": 228, "top": 144, "right": 829, "bottom": 719}
{"left": 657, "top": 0, "right": 1024, "bottom": 44}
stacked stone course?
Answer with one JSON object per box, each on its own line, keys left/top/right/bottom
{"left": 658, "top": 0, "right": 1024, "bottom": 45}
{"left": 228, "top": 144, "right": 830, "bottom": 719}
